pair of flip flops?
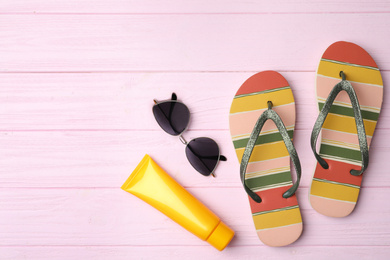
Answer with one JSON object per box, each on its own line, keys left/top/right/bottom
{"left": 229, "top": 41, "right": 383, "bottom": 246}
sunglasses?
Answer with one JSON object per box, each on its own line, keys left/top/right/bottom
{"left": 152, "top": 93, "right": 227, "bottom": 177}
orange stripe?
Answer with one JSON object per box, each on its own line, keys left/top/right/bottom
{"left": 248, "top": 186, "right": 298, "bottom": 213}
{"left": 235, "top": 70, "right": 289, "bottom": 96}
{"left": 313, "top": 159, "right": 363, "bottom": 186}
{"left": 321, "top": 41, "right": 378, "bottom": 68}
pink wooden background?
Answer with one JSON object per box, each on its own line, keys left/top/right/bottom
{"left": 1, "top": 1, "right": 390, "bottom": 259}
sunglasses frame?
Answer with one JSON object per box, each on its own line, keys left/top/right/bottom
{"left": 153, "top": 94, "right": 225, "bottom": 177}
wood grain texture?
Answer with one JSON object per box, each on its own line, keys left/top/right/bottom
{"left": 0, "top": 187, "right": 389, "bottom": 246}
{"left": 1, "top": 72, "right": 389, "bottom": 130}
{"left": 0, "top": 130, "right": 388, "bottom": 188}
{"left": 1, "top": 0, "right": 390, "bottom": 14}
{"left": 1, "top": 14, "right": 390, "bottom": 72}
{"left": 2, "top": 246, "right": 390, "bottom": 260}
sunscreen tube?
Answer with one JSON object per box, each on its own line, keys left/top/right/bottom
{"left": 121, "top": 154, "right": 234, "bottom": 251}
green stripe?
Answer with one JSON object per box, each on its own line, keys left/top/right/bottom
{"left": 234, "top": 86, "right": 290, "bottom": 99}
{"left": 252, "top": 205, "right": 298, "bottom": 216}
{"left": 321, "top": 154, "right": 361, "bottom": 165}
{"left": 246, "top": 171, "right": 292, "bottom": 190}
{"left": 321, "top": 58, "right": 379, "bottom": 71}
{"left": 320, "top": 144, "right": 362, "bottom": 163}
{"left": 233, "top": 130, "right": 294, "bottom": 149}
{"left": 313, "top": 178, "right": 360, "bottom": 189}
{"left": 318, "top": 102, "right": 379, "bottom": 121}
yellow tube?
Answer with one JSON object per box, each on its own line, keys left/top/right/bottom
{"left": 121, "top": 154, "right": 235, "bottom": 251}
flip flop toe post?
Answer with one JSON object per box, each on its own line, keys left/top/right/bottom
{"left": 310, "top": 41, "right": 383, "bottom": 217}
{"left": 229, "top": 71, "right": 303, "bottom": 246}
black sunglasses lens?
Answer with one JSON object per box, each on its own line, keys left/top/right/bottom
{"left": 153, "top": 101, "right": 190, "bottom": 136}
{"left": 185, "top": 137, "right": 220, "bottom": 176}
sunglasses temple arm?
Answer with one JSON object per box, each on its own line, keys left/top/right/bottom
{"left": 168, "top": 101, "right": 176, "bottom": 128}
{"left": 209, "top": 155, "right": 227, "bottom": 178}
{"left": 192, "top": 155, "right": 226, "bottom": 161}
{"left": 210, "top": 155, "right": 227, "bottom": 178}
{"left": 168, "top": 93, "right": 178, "bottom": 125}
{"left": 187, "top": 154, "right": 227, "bottom": 161}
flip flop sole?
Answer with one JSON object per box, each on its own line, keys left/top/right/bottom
{"left": 229, "top": 71, "right": 302, "bottom": 246}
{"left": 310, "top": 41, "right": 383, "bottom": 217}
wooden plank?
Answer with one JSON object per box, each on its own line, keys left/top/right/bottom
{"left": 1, "top": 245, "right": 389, "bottom": 260}
{"left": 0, "top": 72, "right": 252, "bottom": 131}
{"left": 1, "top": 72, "right": 389, "bottom": 131}
{"left": 2, "top": 0, "right": 390, "bottom": 14}
{"left": 0, "top": 14, "right": 389, "bottom": 72}
{"left": 0, "top": 187, "right": 389, "bottom": 246}
{"left": 0, "top": 130, "right": 388, "bottom": 188}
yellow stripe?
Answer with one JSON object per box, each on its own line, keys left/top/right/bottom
{"left": 230, "top": 88, "right": 294, "bottom": 114}
{"left": 310, "top": 180, "right": 360, "bottom": 203}
{"left": 318, "top": 60, "right": 383, "bottom": 86}
{"left": 323, "top": 113, "right": 377, "bottom": 136}
{"left": 253, "top": 208, "right": 302, "bottom": 230}
{"left": 246, "top": 166, "right": 290, "bottom": 179}
{"left": 322, "top": 139, "right": 360, "bottom": 150}
{"left": 235, "top": 141, "right": 288, "bottom": 163}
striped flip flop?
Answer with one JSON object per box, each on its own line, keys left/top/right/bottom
{"left": 309, "top": 41, "right": 383, "bottom": 217}
{"left": 229, "top": 71, "right": 303, "bottom": 247}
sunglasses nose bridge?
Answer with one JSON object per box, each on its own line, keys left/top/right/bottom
{"left": 179, "top": 135, "right": 188, "bottom": 145}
